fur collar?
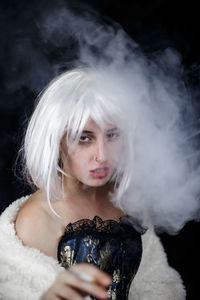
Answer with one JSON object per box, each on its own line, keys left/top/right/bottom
{"left": 0, "top": 196, "right": 186, "bottom": 300}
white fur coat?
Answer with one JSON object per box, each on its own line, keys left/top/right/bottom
{"left": 0, "top": 196, "right": 186, "bottom": 300}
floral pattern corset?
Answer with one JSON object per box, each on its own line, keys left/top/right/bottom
{"left": 57, "top": 215, "right": 145, "bottom": 300}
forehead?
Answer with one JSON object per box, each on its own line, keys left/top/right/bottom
{"left": 83, "top": 118, "right": 117, "bottom": 132}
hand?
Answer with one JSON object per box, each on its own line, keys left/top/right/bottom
{"left": 40, "top": 263, "right": 112, "bottom": 300}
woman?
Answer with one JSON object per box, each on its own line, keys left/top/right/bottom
{"left": 0, "top": 67, "right": 186, "bottom": 299}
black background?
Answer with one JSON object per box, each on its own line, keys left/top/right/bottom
{"left": 0, "top": 1, "right": 199, "bottom": 299}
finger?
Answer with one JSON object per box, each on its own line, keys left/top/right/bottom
{"left": 71, "top": 263, "right": 112, "bottom": 286}
{"left": 61, "top": 270, "right": 109, "bottom": 300}
{"left": 55, "top": 284, "right": 84, "bottom": 300}
{"left": 40, "top": 290, "right": 60, "bottom": 300}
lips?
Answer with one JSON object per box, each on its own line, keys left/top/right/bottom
{"left": 90, "top": 167, "right": 109, "bottom": 179}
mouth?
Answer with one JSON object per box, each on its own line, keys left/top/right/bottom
{"left": 90, "top": 167, "right": 109, "bottom": 179}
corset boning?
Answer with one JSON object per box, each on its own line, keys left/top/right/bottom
{"left": 57, "top": 215, "right": 144, "bottom": 300}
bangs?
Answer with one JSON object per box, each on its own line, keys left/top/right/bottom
{"left": 65, "top": 85, "right": 122, "bottom": 148}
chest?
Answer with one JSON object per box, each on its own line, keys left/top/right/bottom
{"left": 43, "top": 209, "right": 125, "bottom": 260}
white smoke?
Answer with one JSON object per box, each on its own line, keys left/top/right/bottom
{"left": 38, "top": 2, "right": 200, "bottom": 234}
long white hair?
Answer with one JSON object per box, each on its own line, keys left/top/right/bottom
{"left": 22, "top": 67, "right": 134, "bottom": 216}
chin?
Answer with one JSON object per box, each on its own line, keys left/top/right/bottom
{"left": 82, "top": 178, "right": 109, "bottom": 188}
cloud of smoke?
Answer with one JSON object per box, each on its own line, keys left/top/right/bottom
{"left": 36, "top": 2, "right": 200, "bottom": 233}
{"left": 5, "top": 0, "right": 200, "bottom": 233}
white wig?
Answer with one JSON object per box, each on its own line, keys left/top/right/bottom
{"left": 23, "top": 67, "right": 134, "bottom": 215}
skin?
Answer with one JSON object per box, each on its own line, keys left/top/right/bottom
{"left": 15, "top": 118, "right": 125, "bottom": 299}
{"left": 60, "top": 118, "right": 122, "bottom": 206}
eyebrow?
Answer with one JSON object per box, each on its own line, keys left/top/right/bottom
{"left": 82, "top": 127, "right": 118, "bottom": 134}
{"left": 81, "top": 130, "right": 93, "bottom": 134}
{"left": 107, "top": 127, "right": 118, "bottom": 132}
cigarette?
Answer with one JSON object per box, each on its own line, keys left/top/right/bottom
{"left": 70, "top": 269, "right": 94, "bottom": 283}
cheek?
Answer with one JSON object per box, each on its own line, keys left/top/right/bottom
{"left": 68, "top": 149, "right": 91, "bottom": 172}
{"left": 70, "top": 155, "right": 92, "bottom": 182}
{"left": 106, "top": 142, "right": 123, "bottom": 164}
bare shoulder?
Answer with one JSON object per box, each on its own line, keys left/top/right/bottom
{"left": 15, "top": 190, "right": 53, "bottom": 253}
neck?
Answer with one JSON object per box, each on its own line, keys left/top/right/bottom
{"left": 63, "top": 177, "right": 114, "bottom": 207}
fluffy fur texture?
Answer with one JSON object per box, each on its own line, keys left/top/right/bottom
{"left": 0, "top": 196, "right": 186, "bottom": 299}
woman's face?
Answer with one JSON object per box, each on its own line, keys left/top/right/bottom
{"left": 61, "top": 118, "right": 122, "bottom": 187}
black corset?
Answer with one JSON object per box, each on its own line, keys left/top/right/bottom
{"left": 57, "top": 215, "right": 145, "bottom": 300}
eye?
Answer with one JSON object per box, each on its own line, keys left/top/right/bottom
{"left": 79, "top": 135, "right": 91, "bottom": 143}
{"left": 106, "top": 132, "right": 120, "bottom": 140}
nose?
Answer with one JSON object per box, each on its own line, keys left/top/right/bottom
{"left": 94, "top": 138, "right": 107, "bottom": 163}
